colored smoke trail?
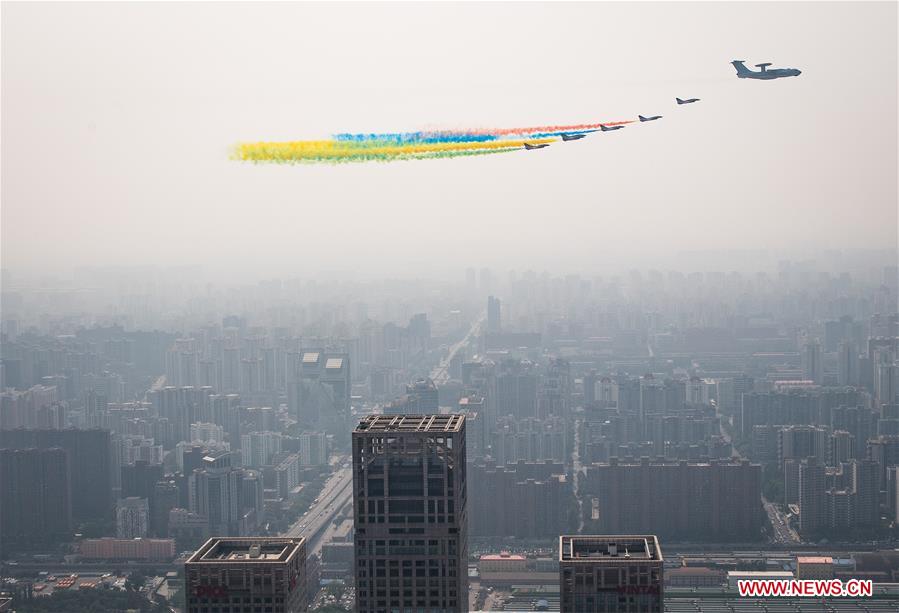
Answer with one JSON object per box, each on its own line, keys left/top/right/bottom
{"left": 234, "top": 118, "right": 634, "bottom": 164}
{"left": 235, "top": 137, "right": 555, "bottom": 164}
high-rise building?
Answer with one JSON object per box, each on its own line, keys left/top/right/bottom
{"left": 0, "top": 447, "right": 72, "bottom": 548}
{"left": 189, "top": 451, "right": 262, "bottom": 536}
{"left": 116, "top": 496, "right": 149, "bottom": 538}
{"left": 850, "top": 458, "right": 880, "bottom": 527}
{"left": 0, "top": 428, "right": 112, "bottom": 522}
{"left": 241, "top": 431, "right": 282, "bottom": 467}
{"left": 581, "top": 458, "right": 761, "bottom": 541}
{"left": 287, "top": 350, "right": 350, "bottom": 434}
{"left": 837, "top": 342, "right": 859, "bottom": 386}
{"left": 298, "top": 432, "right": 328, "bottom": 466}
{"left": 798, "top": 458, "right": 826, "bottom": 536}
{"left": 802, "top": 340, "right": 823, "bottom": 385}
{"left": 830, "top": 430, "right": 854, "bottom": 465}
{"left": 487, "top": 295, "right": 501, "bottom": 333}
{"left": 778, "top": 425, "right": 828, "bottom": 467}
{"left": 352, "top": 414, "right": 468, "bottom": 613}
{"left": 559, "top": 535, "right": 663, "bottom": 613}
{"left": 152, "top": 480, "right": 180, "bottom": 537}
{"left": 185, "top": 537, "right": 307, "bottom": 613}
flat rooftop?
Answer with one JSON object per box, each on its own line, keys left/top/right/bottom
{"left": 355, "top": 414, "right": 464, "bottom": 433}
{"left": 186, "top": 538, "right": 304, "bottom": 565}
{"left": 560, "top": 535, "right": 662, "bottom": 563}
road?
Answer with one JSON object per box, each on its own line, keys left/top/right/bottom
{"left": 572, "top": 417, "right": 585, "bottom": 532}
{"left": 763, "top": 495, "right": 801, "bottom": 544}
{"left": 430, "top": 314, "right": 484, "bottom": 385}
{"left": 283, "top": 462, "right": 353, "bottom": 558}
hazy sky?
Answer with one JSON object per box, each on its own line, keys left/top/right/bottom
{"left": 2, "top": 2, "right": 896, "bottom": 280}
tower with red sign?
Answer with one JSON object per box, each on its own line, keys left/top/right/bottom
{"left": 185, "top": 537, "right": 307, "bottom": 612}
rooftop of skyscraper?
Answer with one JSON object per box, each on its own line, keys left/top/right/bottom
{"left": 355, "top": 414, "right": 464, "bottom": 433}
{"left": 560, "top": 535, "right": 663, "bottom": 563}
{"left": 187, "top": 537, "right": 305, "bottom": 564}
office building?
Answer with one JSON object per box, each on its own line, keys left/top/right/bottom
{"left": 185, "top": 537, "right": 307, "bottom": 613}
{"left": 559, "top": 535, "right": 663, "bottom": 613}
{"left": 352, "top": 414, "right": 468, "bottom": 613}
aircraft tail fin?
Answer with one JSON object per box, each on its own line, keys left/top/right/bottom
{"left": 676, "top": 98, "right": 684, "bottom": 104}
{"left": 731, "top": 60, "right": 751, "bottom": 76}
{"left": 638, "top": 115, "right": 647, "bottom": 122}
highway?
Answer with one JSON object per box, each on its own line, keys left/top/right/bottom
{"left": 283, "top": 461, "right": 354, "bottom": 558}
{"left": 431, "top": 313, "right": 484, "bottom": 385}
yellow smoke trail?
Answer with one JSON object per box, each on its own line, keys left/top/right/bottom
{"left": 234, "top": 137, "right": 557, "bottom": 162}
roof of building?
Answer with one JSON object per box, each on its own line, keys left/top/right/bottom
{"left": 560, "top": 535, "right": 662, "bottom": 563}
{"left": 726, "top": 571, "right": 794, "bottom": 578}
{"left": 355, "top": 414, "right": 465, "bottom": 433}
{"left": 797, "top": 556, "right": 834, "bottom": 565}
{"left": 481, "top": 553, "right": 527, "bottom": 562}
{"left": 186, "top": 537, "right": 304, "bottom": 565}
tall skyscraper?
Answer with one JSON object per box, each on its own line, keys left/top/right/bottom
{"left": 559, "top": 535, "right": 664, "bottom": 613}
{"left": 352, "top": 414, "right": 467, "bottom": 613}
{"left": 185, "top": 537, "right": 307, "bottom": 613}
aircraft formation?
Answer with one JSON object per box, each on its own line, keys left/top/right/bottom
{"left": 519, "top": 60, "right": 799, "bottom": 151}
{"left": 234, "top": 60, "right": 801, "bottom": 164}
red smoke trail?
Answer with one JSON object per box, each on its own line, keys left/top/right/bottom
{"left": 453, "top": 120, "right": 634, "bottom": 136}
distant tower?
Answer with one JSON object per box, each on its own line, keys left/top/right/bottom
{"left": 487, "top": 295, "right": 501, "bottom": 333}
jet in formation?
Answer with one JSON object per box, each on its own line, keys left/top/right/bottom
{"left": 639, "top": 115, "right": 662, "bottom": 122}
{"left": 732, "top": 60, "right": 801, "bottom": 80}
{"left": 599, "top": 124, "right": 625, "bottom": 132}
{"left": 524, "top": 142, "right": 550, "bottom": 150}
{"left": 676, "top": 97, "right": 700, "bottom": 105}
{"left": 560, "top": 133, "right": 587, "bottom": 141}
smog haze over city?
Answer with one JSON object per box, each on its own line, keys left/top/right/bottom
{"left": 0, "top": 2, "right": 897, "bottom": 613}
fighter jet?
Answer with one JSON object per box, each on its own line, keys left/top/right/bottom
{"left": 676, "top": 97, "right": 700, "bottom": 105}
{"left": 638, "top": 115, "right": 663, "bottom": 122}
{"left": 731, "top": 60, "right": 801, "bottom": 80}
{"left": 599, "top": 124, "right": 625, "bottom": 132}
{"left": 523, "top": 142, "right": 549, "bottom": 150}
{"left": 561, "top": 133, "right": 587, "bottom": 141}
